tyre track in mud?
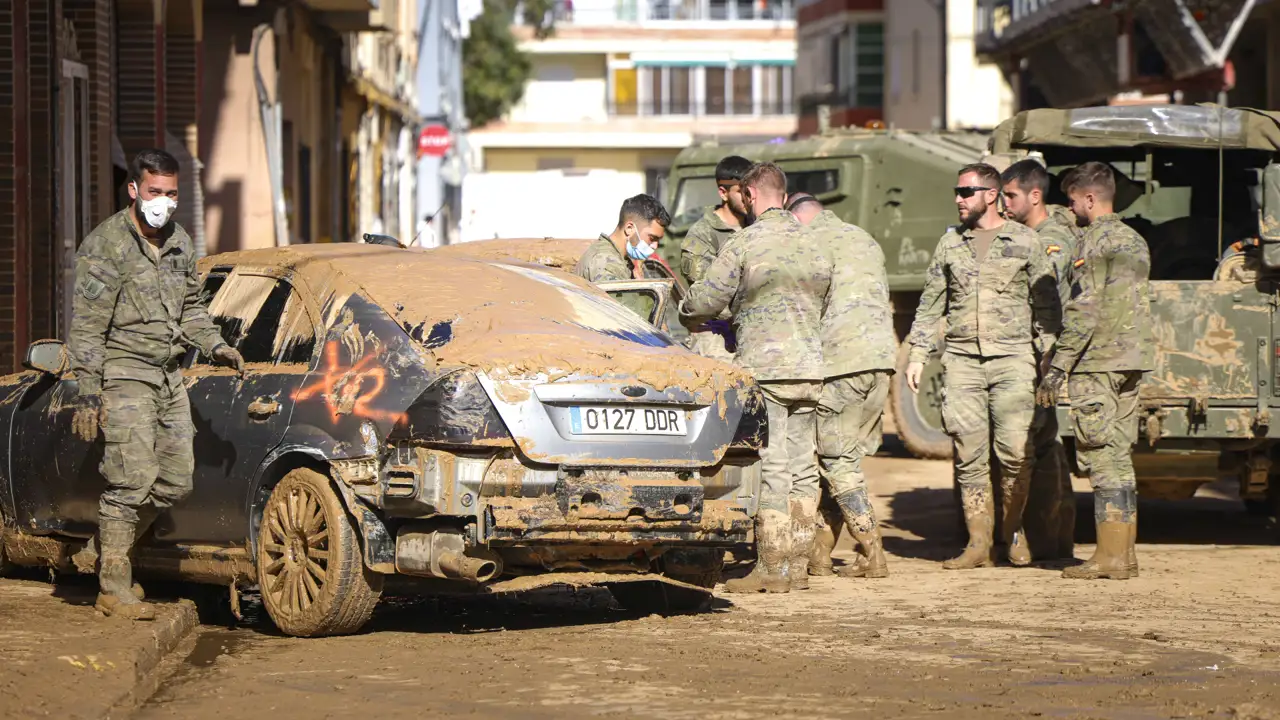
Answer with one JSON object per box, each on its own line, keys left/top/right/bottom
{"left": 133, "top": 457, "right": 1280, "bottom": 720}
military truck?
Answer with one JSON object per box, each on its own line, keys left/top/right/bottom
{"left": 665, "top": 129, "right": 990, "bottom": 459}
{"left": 989, "top": 104, "right": 1280, "bottom": 511}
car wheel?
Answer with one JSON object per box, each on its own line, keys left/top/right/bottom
{"left": 256, "top": 468, "right": 383, "bottom": 637}
{"left": 659, "top": 548, "right": 724, "bottom": 589}
{"left": 889, "top": 339, "right": 951, "bottom": 460}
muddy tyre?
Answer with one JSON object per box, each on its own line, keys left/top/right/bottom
{"left": 257, "top": 468, "right": 383, "bottom": 637}
{"left": 889, "top": 340, "right": 951, "bottom": 460}
{"left": 659, "top": 548, "right": 724, "bottom": 589}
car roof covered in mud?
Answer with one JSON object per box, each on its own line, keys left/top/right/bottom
{"left": 198, "top": 243, "right": 750, "bottom": 393}
{"left": 425, "top": 237, "right": 594, "bottom": 271}
{"left": 992, "top": 104, "right": 1280, "bottom": 153}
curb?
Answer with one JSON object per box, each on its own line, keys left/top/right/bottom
{"left": 106, "top": 599, "right": 201, "bottom": 716}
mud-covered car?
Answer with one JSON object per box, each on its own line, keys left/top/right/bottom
{"left": 0, "top": 244, "right": 764, "bottom": 636}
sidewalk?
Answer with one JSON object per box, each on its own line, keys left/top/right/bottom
{"left": 0, "top": 575, "right": 198, "bottom": 719}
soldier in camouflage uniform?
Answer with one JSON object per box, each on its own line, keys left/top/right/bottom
{"left": 1001, "top": 159, "right": 1080, "bottom": 560}
{"left": 68, "top": 149, "right": 244, "bottom": 620}
{"left": 905, "top": 163, "right": 1060, "bottom": 570}
{"left": 1037, "top": 161, "right": 1153, "bottom": 581}
{"left": 575, "top": 193, "right": 670, "bottom": 284}
{"left": 680, "top": 156, "right": 752, "bottom": 362}
{"left": 789, "top": 193, "right": 895, "bottom": 580}
{"left": 681, "top": 163, "right": 831, "bottom": 593}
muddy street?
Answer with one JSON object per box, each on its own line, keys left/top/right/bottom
{"left": 117, "top": 453, "right": 1280, "bottom": 720}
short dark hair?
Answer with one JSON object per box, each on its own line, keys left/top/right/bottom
{"left": 130, "top": 148, "right": 180, "bottom": 184}
{"left": 957, "top": 162, "right": 1001, "bottom": 188}
{"left": 617, "top": 193, "right": 671, "bottom": 229}
{"left": 1001, "top": 159, "right": 1050, "bottom": 197}
{"left": 785, "top": 192, "right": 820, "bottom": 213}
{"left": 742, "top": 162, "right": 787, "bottom": 195}
{"left": 1061, "top": 161, "right": 1116, "bottom": 200}
{"left": 715, "top": 155, "right": 753, "bottom": 184}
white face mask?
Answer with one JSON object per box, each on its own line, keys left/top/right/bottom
{"left": 133, "top": 183, "right": 178, "bottom": 229}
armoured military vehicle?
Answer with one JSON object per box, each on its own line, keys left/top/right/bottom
{"left": 989, "top": 104, "right": 1280, "bottom": 512}
{"left": 665, "top": 128, "right": 991, "bottom": 459}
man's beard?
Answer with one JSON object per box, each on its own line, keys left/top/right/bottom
{"left": 960, "top": 200, "right": 986, "bottom": 230}
{"left": 741, "top": 210, "right": 756, "bottom": 227}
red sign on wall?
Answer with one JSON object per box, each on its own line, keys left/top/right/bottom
{"left": 418, "top": 125, "right": 452, "bottom": 158}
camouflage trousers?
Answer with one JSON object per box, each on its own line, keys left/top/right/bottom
{"left": 99, "top": 377, "right": 196, "bottom": 523}
{"left": 758, "top": 380, "right": 822, "bottom": 515}
{"left": 817, "top": 371, "right": 889, "bottom": 530}
{"left": 1068, "top": 371, "right": 1142, "bottom": 497}
{"left": 941, "top": 352, "right": 1036, "bottom": 492}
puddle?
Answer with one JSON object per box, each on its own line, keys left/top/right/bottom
{"left": 183, "top": 629, "right": 251, "bottom": 668}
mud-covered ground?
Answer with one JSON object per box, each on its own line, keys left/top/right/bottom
{"left": 123, "top": 452, "right": 1280, "bottom": 719}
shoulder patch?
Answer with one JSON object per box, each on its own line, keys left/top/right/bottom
{"left": 1046, "top": 244, "right": 1061, "bottom": 255}
{"left": 1073, "top": 258, "right": 1086, "bottom": 268}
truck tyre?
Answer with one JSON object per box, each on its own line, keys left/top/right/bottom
{"left": 256, "top": 468, "right": 383, "bottom": 637}
{"left": 889, "top": 340, "right": 951, "bottom": 460}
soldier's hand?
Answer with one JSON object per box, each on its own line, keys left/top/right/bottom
{"left": 212, "top": 344, "right": 246, "bottom": 377}
{"left": 72, "top": 394, "right": 102, "bottom": 441}
{"left": 906, "top": 362, "right": 924, "bottom": 393}
{"left": 1036, "top": 367, "right": 1066, "bottom": 408}
{"left": 1038, "top": 351, "right": 1054, "bottom": 379}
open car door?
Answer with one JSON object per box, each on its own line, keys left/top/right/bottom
{"left": 598, "top": 278, "right": 676, "bottom": 332}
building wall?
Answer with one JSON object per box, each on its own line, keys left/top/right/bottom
{"left": 510, "top": 54, "right": 609, "bottom": 123}
{"left": 884, "top": 0, "right": 942, "bottom": 130}
{"left": 944, "top": 0, "right": 1011, "bottom": 129}
{"left": 483, "top": 147, "right": 679, "bottom": 174}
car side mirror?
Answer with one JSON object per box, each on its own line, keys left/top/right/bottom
{"left": 23, "top": 339, "right": 68, "bottom": 376}
{"left": 1260, "top": 164, "right": 1280, "bottom": 269}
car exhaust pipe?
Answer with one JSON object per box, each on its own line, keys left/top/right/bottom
{"left": 395, "top": 528, "right": 502, "bottom": 583}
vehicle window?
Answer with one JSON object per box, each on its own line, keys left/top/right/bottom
{"left": 203, "top": 273, "right": 316, "bottom": 365}
{"left": 606, "top": 288, "right": 661, "bottom": 324}
{"left": 787, "top": 169, "right": 840, "bottom": 196}
{"left": 200, "top": 273, "right": 227, "bottom": 304}
{"left": 672, "top": 175, "right": 719, "bottom": 228}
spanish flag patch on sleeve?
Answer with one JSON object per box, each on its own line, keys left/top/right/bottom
{"left": 1046, "top": 245, "right": 1061, "bottom": 255}
{"left": 1073, "top": 258, "right": 1086, "bottom": 268}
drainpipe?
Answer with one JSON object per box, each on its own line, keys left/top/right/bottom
{"left": 252, "top": 22, "right": 290, "bottom": 247}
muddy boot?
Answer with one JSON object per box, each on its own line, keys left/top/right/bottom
{"left": 94, "top": 518, "right": 156, "bottom": 620}
{"left": 1001, "top": 467, "right": 1033, "bottom": 567}
{"left": 1062, "top": 490, "right": 1133, "bottom": 580}
{"left": 73, "top": 532, "right": 145, "bottom": 600}
{"left": 944, "top": 487, "right": 995, "bottom": 570}
{"left": 788, "top": 498, "right": 818, "bottom": 590}
{"left": 808, "top": 492, "right": 843, "bottom": 577}
{"left": 724, "top": 508, "right": 792, "bottom": 594}
{"left": 832, "top": 489, "right": 888, "bottom": 578}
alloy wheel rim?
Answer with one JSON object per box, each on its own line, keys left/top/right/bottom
{"left": 262, "top": 485, "right": 331, "bottom": 616}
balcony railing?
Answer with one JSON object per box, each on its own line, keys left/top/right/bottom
{"left": 518, "top": 0, "right": 795, "bottom": 25}
{"left": 608, "top": 99, "right": 793, "bottom": 116}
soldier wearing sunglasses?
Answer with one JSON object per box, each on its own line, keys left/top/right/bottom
{"left": 904, "top": 163, "right": 1061, "bottom": 570}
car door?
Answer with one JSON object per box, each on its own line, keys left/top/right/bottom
{"left": 598, "top": 279, "right": 673, "bottom": 330}
{"left": 161, "top": 266, "right": 322, "bottom": 544}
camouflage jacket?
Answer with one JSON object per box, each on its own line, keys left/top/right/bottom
{"left": 1033, "top": 211, "right": 1080, "bottom": 310}
{"left": 69, "top": 208, "right": 228, "bottom": 395}
{"left": 906, "top": 220, "right": 1061, "bottom": 365}
{"left": 680, "top": 206, "right": 736, "bottom": 285}
{"left": 680, "top": 208, "right": 831, "bottom": 381}
{"left": 575, "top": 234, "right": 633, "bottom": 284}
{"left": 1050, "top": 213, "right": 1154, "bottom": 374}
{"left": 809, "top": 210, "right": 895, "bottom": 377}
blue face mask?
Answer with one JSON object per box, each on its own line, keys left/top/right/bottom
{"left": 626, "top": 237, "right": 655, "bottom": 260}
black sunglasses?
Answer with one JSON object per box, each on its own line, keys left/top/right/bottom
{"left": 954, "top": 185, "right": 995, "bottom": 199}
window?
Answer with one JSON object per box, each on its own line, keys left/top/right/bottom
{"left": 643, "top": 66, "right": 694, "bottom": 115}
{"left": 760, "top": 66, "right": 792, "bottom": 114}
{"left": 645, "top": 168, "right": 669, "bottom": 200}
{"left": 732, "top": 66, "right": 753, "bottom": 114}
{"left": 706, "top": 67, "right": 727, "bottom": 115}
{"left": 672, "top": 176, "right": 721, "bottom": 227}
{"left": 205, "top": 273, "right": 316, "bottom": 366}
{"left": 787, "top": 169, "right": 841, "bottom": 197}
{"left": 855, "top": 23, "right": 885, "bottom": 107}
{"left": 612, "top": 67, "right": 638, "bottom": 116}
{"left": 669, "top": 67, "right": 691, "bottom": 114}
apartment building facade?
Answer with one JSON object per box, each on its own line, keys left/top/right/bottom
{"left": 466, "top": 0, "right": 797, "bottom": 210}
{"left": 0, "top": 0, "right": 418, "bottom": 372}
{"left": 795, "top": 0, "right": 1013, "bottom": 135}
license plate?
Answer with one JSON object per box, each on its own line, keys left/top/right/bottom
{"left": 569, "top": 406, "right": 687, "bottom": 436}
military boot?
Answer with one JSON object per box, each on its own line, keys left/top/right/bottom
{"left": 808, "top": 493, "right": 843, "bottom": 577}
{"left": 1062, "top": 489, "right": 1133, "bottom": 580}
{"left": 944, "top": 487, "right": 996, "bottom": 570}
{"left": 788, "top": 497, "right": 819, "bottom": 590}
{"left": 1001, "top": 468, "right": 1033, "bottom": 567}
{"left": 73, "top": 514, "right": 151, "bottom": 600}
{"left": 94, "top": 518, "right": 156, "bottom": 620}
{"left": 724, "top": 508, "right": 792, "bottom": 594}
{"left": 832, "top": 489, "right": 888, "bottom": 578}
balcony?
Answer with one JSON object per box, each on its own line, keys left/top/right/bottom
{"left": 609, "top": 100, "right": 792, "bottom": 117}
{"left": 517, "top": 0, "right": 795, "bottom": 26}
